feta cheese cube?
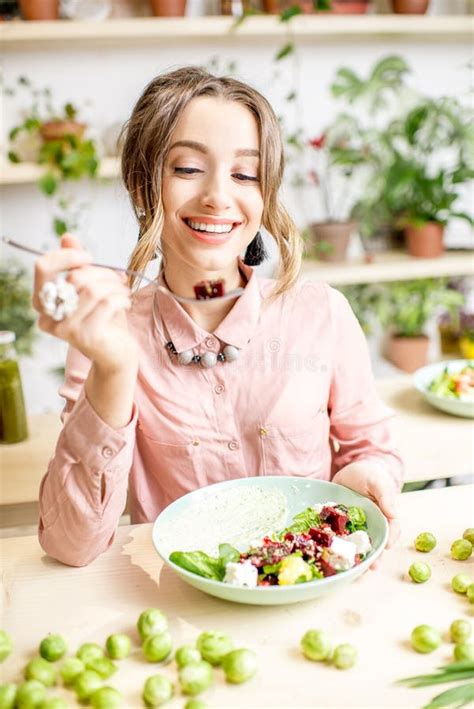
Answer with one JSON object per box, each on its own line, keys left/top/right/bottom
{"left": 223, "top": 560, "right": 258, "bottom": 588}
{"left": 346, "top": 530, "right": 372, "bottom": 555}
{"left": 327, "top": 536, "right": 358, "bottom": 570}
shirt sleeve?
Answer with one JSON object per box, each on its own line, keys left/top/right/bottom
{"left": 38, "top": 346, "right": 137, "bottom": 567}
{"left": 327, "top": 287, "right": 404, "bottom": 489}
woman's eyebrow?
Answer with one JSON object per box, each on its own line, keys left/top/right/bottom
{"left": 169, "top": 140, "right": 259, "bottom": 158}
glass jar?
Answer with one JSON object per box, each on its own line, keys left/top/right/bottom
{"left": 0, "top": 331, "right": 28, "bottom": 444}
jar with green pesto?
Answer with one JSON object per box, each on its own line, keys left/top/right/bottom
{"left": 0, "top": 331, "right": 28, "bottom": 443}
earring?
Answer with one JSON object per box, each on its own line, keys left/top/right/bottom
{"left": 244, "top": 231, "right": 268, "bottom": 266}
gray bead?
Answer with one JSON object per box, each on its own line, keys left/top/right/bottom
{"left": 178, "top": 349, "right": 194, "bottom": 365}
{"left": 200, "top": 351, "right": 218, "bottom": 368}
{"left": 223, "top": 345, "right": 240, "bottom": 362}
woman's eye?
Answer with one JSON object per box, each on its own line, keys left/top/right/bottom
{"left": 233, "top": 173, "right": 259, "bottom": 182}
{"left": 174, "top": 167, "right": 201, "bottom": 175}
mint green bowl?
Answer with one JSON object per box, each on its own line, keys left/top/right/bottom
{"left": 152, "top": 476, "right": 388, "bottom": 606}
{"left": 413, "top": 359, "right": 474, "bottom": 419}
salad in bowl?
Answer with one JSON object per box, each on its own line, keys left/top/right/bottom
{"left": 414, "top": 360, "right": 474, "bottom": 419}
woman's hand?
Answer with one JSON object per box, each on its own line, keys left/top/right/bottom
{"left": 33, "top": 233, "right": 138, "bottom": 373}
{"left": 332, "top": 461, "right": 401, "bottom": 566}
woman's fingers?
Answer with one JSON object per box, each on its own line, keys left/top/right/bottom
{"left": 33, "top": 236, "right": 92, "bottom": 310}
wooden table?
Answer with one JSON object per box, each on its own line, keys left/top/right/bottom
{"left": 1, "top": 485, "right": 473, "bottom": 707}
{"left": 1, "top": 377, "right": 472, "bottom": 528}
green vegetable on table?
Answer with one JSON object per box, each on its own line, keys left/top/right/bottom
{"left": 74, "top": 670, "right": 103, "bottom": 702}
{"left": 451, "top": 620, "right": 472, "bottom": 644}
{"left": 39, "top": 634, "right": 67, "bottom": 663}
{"left": 414, "top": 532, "right": 437, "bottom": 553}
{"left": 0, "top": 683, "right": 17, "bottom": 709}
{"left": 454, "top": 644, "right": 474, "bottom": 662}
{"left": 332, "top": 643, "right": 357, "bottom": 669}
{"left": 137, "top": 609, "right": 168, "bottom": 641}
{"left": 142, "top": 631, "right": 173, "bottom": 663}
{"left": 184, "top": 701, "right": 207, "bottom": 709}
{"left": 24, "top": 657, "right": 57, "bottom": 687}
{"left": 300, "top": 629, "right": 332, "bottom": 662}
{"left": 0, "top": 631, "right": 12, "bottom": 663}
{"left": 178, "top": 660, "right": 213, "bottom": 696}
{"left": 90, "top": 686, "right": 123, "bottom": 708}
{"left": 196, "top": 631, "right": 233, "bottom": 666}
{"left": 409, "top": 562, "right": 431, "bottom": 584}
{"left": 15, "top": 680, "right": 46, "bottom": 709}
{"left": 398, "top": 660, "right": 474, "bottom": 709}
{"left": 452, "top": 574, "right": 472, "bottom": 594}
{"left": 85, "top": 656, "right": 117, "bottom": 679}
{"left": 76, "top": 642, "right": 104, "bottom": 665}
{"left": 467, "top": 585, "right": 474, "bottom": 604}
{"left": 142, "top": 674, "right": 174, "bottom": 707}
{"left": 222, "top": 648, "right": 257, "bottom": 684}
{"left": 411, "top": 625, "right": 442, "bottom": 654}
{"left": 451, "top": 539, "right": 473, "bottom": 561}
{"left": 175, "top": 645, "right": 201, "bottom": 668}
{"left": 463, "top": 528, "right": 474, "bottom": 545}
{"left": 60, "top": 657, "right": 85, "bottom": 686}
{"left": 38, "top": 698, "right": 68, "bottom": 709}
{"left": 105, "top": 633, "right": 131, "bottom": 660}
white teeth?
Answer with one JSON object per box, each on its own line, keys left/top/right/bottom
{"left": 187, "top": 219, "right": 233, "bottom": 234}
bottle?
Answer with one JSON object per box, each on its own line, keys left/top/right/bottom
{"left": 0, "top": 331, "right": 28, "bottom": 444}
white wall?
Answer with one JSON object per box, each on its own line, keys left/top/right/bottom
{"left": 1, "top": 12, "right": 472, "bottom": 413}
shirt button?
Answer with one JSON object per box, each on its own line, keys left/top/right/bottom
{"left": 259, "top": 427, "right": 268, "bottom": 437}
{"left": 102, "top": 446, "right": 114, "bottom": 458}
{"left": 205, "top": 337, "right": 216, "bottom": 349}
{"left": 215, "top": 384, "right": 225, "bottom": 395}
{"left": 192, "top": 438, "right": 200, "bottom": 447}
{"left": 228, "top": 440, "right": 240, "bottom": 451}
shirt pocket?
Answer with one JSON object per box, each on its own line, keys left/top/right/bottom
{"left": 136, "top": 419, "right": 207, "bottom": 498}
{"left": 258, "top": 409, "right": 328, "bottom": 477}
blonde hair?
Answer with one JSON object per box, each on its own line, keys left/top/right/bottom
{"left": 120, "top": 66, "right": 303, "bottom": 298}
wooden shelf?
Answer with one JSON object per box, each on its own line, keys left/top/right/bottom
{"left": 1, "top": 16, "right": 472, "bottom": 49}
{"left": 0, "top": 157, "right": 120, "bottom": 185}
{"left": 301, "top": 250, "right": 474, "bottom": 285}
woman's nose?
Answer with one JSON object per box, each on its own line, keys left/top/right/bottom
{"left": 199, "top": 172, "right": 232, "bottom": 211}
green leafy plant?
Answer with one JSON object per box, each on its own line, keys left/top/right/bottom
{"left": 375, "top": 279, "right": 464, "bottom": 338}
{"left": 398, "top": 659, "right": 474, "bottom": 709}
{"left": 338, "top": 284, "right": 382, "bottom": 335}
{"left": 0, "top": 263, "right": 36, "bottom": 355}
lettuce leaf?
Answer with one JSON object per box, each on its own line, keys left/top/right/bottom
{"left": 346, "top": 506, "right": 367, "bottom": 533}
{"left": 169, "top": 550, "right": 224, "bottom": 581}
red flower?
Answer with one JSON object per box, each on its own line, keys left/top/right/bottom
{"left": 309, "top": 134, "right": 326, "bottom": 150}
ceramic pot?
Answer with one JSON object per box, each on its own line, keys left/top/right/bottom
{"left": 392, "top": 0, "right": 429, "bottom": 13}
{"left": 40, "top": 121, "right": 87, "bottom": 142}
{"left": 19, "top": 0, "right": 59, "bottom": 19}
{"left": 308, "top": 221, "right": 355, "bottom": 262}
{"left": 404, "top": 222, "right": 444, "bottom": 258}
{"left": 150, "top": 0, "right": 186, "bottom": 15}
{"left": 262, "top": 0, "right": 313, "bottom": 13}
{"left": 330, "top": 0, "right": 369, "bottom": 12}
{"left": 385, "top": 334, "right": 430, "bottom": 373}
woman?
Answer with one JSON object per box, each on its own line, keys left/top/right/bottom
{"left": 34, "top": 67, "right": 402, "bottom": 567}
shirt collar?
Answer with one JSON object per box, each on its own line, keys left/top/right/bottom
{"left": 155, "top": 259, "right": 261, "bottom": 353}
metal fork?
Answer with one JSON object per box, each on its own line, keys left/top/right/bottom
{"left": 2, "top": 236, "right": 245, "bottom": 305}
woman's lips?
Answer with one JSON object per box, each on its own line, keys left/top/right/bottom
{"left": 182, "top": 218, "right": 239, "bottom": 245}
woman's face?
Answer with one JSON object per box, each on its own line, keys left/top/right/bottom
{"left": 161, "top": 96, "right": 264, "bottom": 274}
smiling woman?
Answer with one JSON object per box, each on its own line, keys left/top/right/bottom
{"left": 32, "top": 66, "right": 403, "bottom": 568}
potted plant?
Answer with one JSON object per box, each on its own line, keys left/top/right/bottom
{"left": 0, "top": 263, "right": 36, "bottom": 356}
{"left": 149, "top": 0, "right": 186, "bottom": 16}
{"left": 376, "top": 279, "right": 464, "bottom": 373}
{"left": 19, "top": 0, "right": 58, "bottom": 20}
{"left": 392, "top": 0, "right": 430, "bottom": 14}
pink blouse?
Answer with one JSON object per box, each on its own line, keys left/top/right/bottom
{"left": 38, "top": 261, "right": 403, "bottom": 566}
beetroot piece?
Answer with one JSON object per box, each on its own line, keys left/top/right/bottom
{"left": 308, "top": 527, "right": 333, "bottom": 547}
{"left": 319, "top": 557, "right": 338, "bottom": 577}
{"left": 320, "top": 506, "right": 349, "bottom": 535}
{"left": 193, "top": 279, "right": 225, "bottom": 300}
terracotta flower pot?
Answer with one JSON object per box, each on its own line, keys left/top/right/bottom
{"left": 404, "top": 222, "right": 444, "bottom": 259}
{"left": 40, "top": 121, "right": 86, "bottom": 142}
{"left": 330, "top": 0, "right": 370, "bottom": 13}
{"left": 262, "top": 0, "right": 314, "bottom": 13}
{"left": 19, "top": 0, "right": 59, "bottom": 20}
{"left": 392, "top": 0, "right": 429, "bottom": 12}
{"left": 385, "top": 334, "right": 430, "bottom": 373}
{"left": 150, "top": 0, "right": 186, "bottom": 16}
{"left": 308, "top": 221, "right": 355, "bottom": 262}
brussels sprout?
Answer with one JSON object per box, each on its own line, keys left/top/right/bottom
{"left": 74, "top": 670, "right": 103, "bottom": 702}
{"left": 38, "top": 698, "right": 68, "bottom": 709}
{"left": 15, "top": 681, "right": 46, "bottom": 709}
{"left": 450, "top": 619, "right": 472, "bottom": 644}
{"left": 142, "top": 632, "right": 172, "bottom": 663}
{"left": 137, "top": 609, "right": 168, "bottom": 642}
{"left": 300, "top": 630, "right": 331, "bottom": 662}
{"left": 196, "top": 631, "right": 233, "bottom": 666}
{"left": 142, "top": 674, "right": 173, "bottom": 707}
{"left": 222, "top": 649, "right": 257, "bottom": 684}
{"left": 60, "top": 657, "right": 85, "bottom": 686}
{"left": 86, "top": 656, "right": 117, "bottom": 680}
{"left": 90, "top": 686, "right": 123, "bottom": 708}
{"left": 408, "top": 562, "right": 431, "bottom": 584}
{"left": 0, "top": 683, "right": 17, "bottom": 709}
{"left": 451, "top": 574, "right": 472, "bottom": 594}
{"left": 414, "top": 532, "right": 437, "bottom": 553}
{"left": 175, "top": 645, "right": 201, "bottom": 668}
{"left": 467, "top": 584, "right": 474, "bottom": 604}
{"left": 178, "top": 661, "right": 213, "bottom": 696}
{"left": 410, "top": 625, "right": 442, "bottom": 653}
{"left": 184, "top": 701, "right": 207, "bottom": 709}
{"left": 451, "top": 539, "right": 473, "bottom": 561}
{"left": 463, "top": 528, "right": 474, "bottom": 545}
{"left": 0, "top": 631, "right": 12, "bottom": 663}
{"left": 332, "top": 643, "right": 357, "bottom": 669}
{"left": 76, "top": 643, "right": 104, "bottom": 665}
{"left": 105, "top": 634, "right": 131, "bottom": 661}
{"left": 24, "top": 657, "right": 57, "bottom": 687}
{"left": 39, "top": 635, "right": 67, "bottom": 663}
{"left": 454, "top": 643, "right": 474, "bottom": 662}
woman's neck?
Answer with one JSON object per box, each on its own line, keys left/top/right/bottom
{"left": 162, "top": 259, "right": 247, "bottom": 333}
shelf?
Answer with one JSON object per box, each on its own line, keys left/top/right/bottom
{"left": 301, "top": 250, "right": 474, "bottom": 285}
{"left": 1, "top": 16, "right": 472, "bottom": 49}
{"left": 0, "top": 157, "right": 120, "bottom": 185}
